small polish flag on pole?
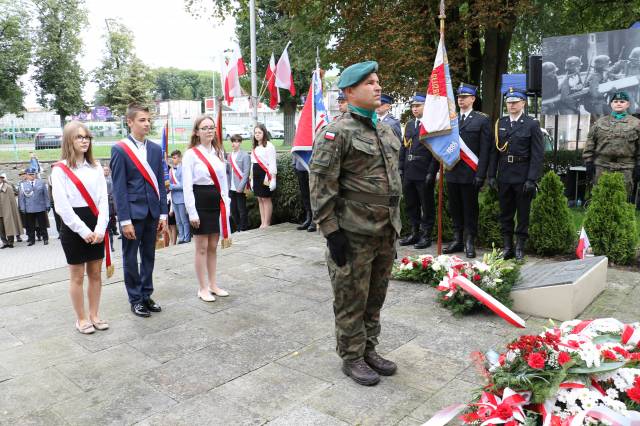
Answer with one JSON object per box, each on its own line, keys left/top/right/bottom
{"left": 265, "top": 53, "right": 280, "bottom": 109}
{"left": 576, "top": 227, "right": 591, "bottom": 259}
{"left": 221, "top": 42, "right": 247, "bottom": 105}
{"left": 275, "top": 41, "right": 296, "bottom": 96}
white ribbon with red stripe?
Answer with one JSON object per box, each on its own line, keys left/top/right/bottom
{"left": 570, "top": 406, "right": 640, "bottom": 426}
{"left": 622, "top": 324, "right": 640, "bottom": 347}
{"left": 421, "top": 404, "right": 467, "bottom": 426}
{"left": 477, "top": 388, "right": 531, "bottom": 425}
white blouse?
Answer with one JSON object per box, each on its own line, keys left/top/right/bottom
{"left": 51, "top": 160, "right": 109, "bottom": 239}
{"left": 251, "top": 142, "right": 277, "bottom": 175}
{"left": 182, "top": 145, "right": 230, "bottom": 220}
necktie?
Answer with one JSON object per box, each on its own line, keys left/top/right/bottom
{"left": 460, "top": 114, "right": 465, "bottom": 125}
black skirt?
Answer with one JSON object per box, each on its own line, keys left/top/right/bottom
{"left": 191, "top": 184, "right": 220, "bottom": 235}
{"left": 252, "top": 163, "right": 272, "bottom": 198}
{"left": 60, "top": 207, "right": 104, "bottom": 265}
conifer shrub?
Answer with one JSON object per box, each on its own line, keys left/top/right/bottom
{"left": 529, "top": 171, "right": 575, "bottom": 255}
{"left": 584, "top": 172, "right": 638, "bottom": 265}
{"left": 478, "top": 187, "right": 502, "bottom": 248}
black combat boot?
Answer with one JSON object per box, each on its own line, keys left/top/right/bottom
{"left": 515, "top": 236, "right": 526, "bottom": 262}
{"left": 502, "top": 235, "right": 514, "bottom": 260}
{"left": 399, "top": 226, "right": 420, "bottom": 246}
{"left": 296, "top": 210, "right": 312, "bottom": 230}
{"left": 342, "top": 358, "right": 380, "bottom": 386}
{"left": 414, "top": 228, "right": 432, "bottom": 249}
{"left": 443, "top": 231, "right": 464, "bottom": 254}
{"left": 364, "top": 351, "right": 397, "bottom": 376}
{"left": 307, "top": 221, "right": 317, "bottom": 232}
{"left": 464, "top": 234, "right": 476, "bottom": 258}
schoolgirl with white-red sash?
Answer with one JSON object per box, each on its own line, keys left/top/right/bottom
{"left": 182, "top": 115, "right": 231, "bottom": 302}
{"left": 251, "top": 123, "right": 277, "bottom": 228}
{"left": 51, "top": 121, "right": 110, "bottom": 335}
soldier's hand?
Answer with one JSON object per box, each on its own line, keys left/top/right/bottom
{"left": 487, "top": 177, "right": 498, "bottom": 191}
{"left": 585, "top": 163, "right": 595, "bottom": 181}
{"left": 326, "top": 230, "right": 349, "bottom": 267}
{"left": 424, "top": 173, "right": 435, "bottom": 186}
{"left": 523, "top": 180, "right": 537, "bottom": 195}
{"left": 473, "top": 177, "right": 484, "bottom": 190}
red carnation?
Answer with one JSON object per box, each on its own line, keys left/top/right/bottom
{"left": 558, "top": 351, "right": 572, "bottom": 366}
{"left": 634, "top": 375, "right": 640, "bottom": 387}
{"left": 495, "top": 403, "right": 513, "bottom": 420}
{"left": 498, "top": 353, "right": 506, "bottom": 365}
{"left": 527, "top": 352, "right": 546, "bottom": 369}
{"left": 627, "top": 386, "right": 640, "bottom": 403}
{"left": 602, "top": 349, "right": 617, "bottom": 361}
{"left": 421, "top": 258, "right": 430, "bottom": 269}
{"left": 473, "top": 274, "right": 481, "bottom": 281}
{"left": 613, "top": 346, "right": 630, "bottom": 359}
{"left": 401, "top": 257, "right": 409, "bottom": 265}
{"left": 461, "top": 411, "right": 481, "bottom": 423}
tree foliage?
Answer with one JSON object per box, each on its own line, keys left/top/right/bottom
{"left": 0, "top": 0, "right": 31, "bottom": 116}
{"left": 153, "top": 68, "right": 219, "bottom": 101}
{"left": 32, "top": 0, "right": 87, "bottom": 127}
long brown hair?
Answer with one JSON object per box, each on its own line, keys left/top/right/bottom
{"left": 61, "top": 121, "right": 96, "bottom": 168}
{"left": 189, "top": 115, "right": 223, "bottom": 159}
{"left": 252, "top": 123, "right": 271, "bottom": 148}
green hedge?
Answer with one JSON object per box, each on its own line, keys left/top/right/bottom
{"left": 584, "top": 172, "right": 638, "bottom": 265}
{"left": 529, "top": 171, "right": 575, "bottom": 255}
{"left": 477, "top": 187, "right": 502, "bottom": 248}
{"left": 542, "top": 149, "right": 583, "bottom": 175}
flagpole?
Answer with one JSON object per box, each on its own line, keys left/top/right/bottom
{"left": 249, "top": 0, "right": 258, "bottom": 125}
{"left": 437, "top": 0, "right": 446, "bottom": 256}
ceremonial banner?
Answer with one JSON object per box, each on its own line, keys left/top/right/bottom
{"left": 222, "top": 42, "right": 247, "bottom": 105}
{"left": 292, "top": 69, "right": 329, "bottom": 169}
{"left": 266, "top": 53, "right": 280, "bottom": 109}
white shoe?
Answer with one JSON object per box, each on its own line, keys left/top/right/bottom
{"left": 210, "top": 288, "right": 229, "bottom": 297}
{"left": 197, "top": 291, "right": 215, "bottom": 302}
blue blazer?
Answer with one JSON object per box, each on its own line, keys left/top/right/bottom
{"left": 110, "top": 139, "right": 168, "bottom": 222}
{"left": 169, "top": 165, "right": 184, "bottom": 204}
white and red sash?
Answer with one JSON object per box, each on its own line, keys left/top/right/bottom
{"left": 251, "top": 148, "right": 273, "bottom": 184}
{"left": 117, "top": 138, "right": 160, "bottom": 199}
{"left": 191, "top": 147, "right": 232, "bottom": 248}
{"left": 54, "top": 162, "right": 113, "bottom": 278}
{"left": 229, "top": 153, "right": 250, "bottom": 190}
{"left": 169, "top": 167, "right": 178, "bottom": 185}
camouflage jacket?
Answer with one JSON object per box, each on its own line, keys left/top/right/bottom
{"left": 583, "top": 114, "right": 640, "bottom": 169}
{"left": 309, "top": 111, "right": 402, "bottom": 237}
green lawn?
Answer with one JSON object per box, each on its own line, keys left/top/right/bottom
{"left": 569, "top": 207, "right": 640, "bottom": 233}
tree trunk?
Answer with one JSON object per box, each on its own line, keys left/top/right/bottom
{"left": 282, "top": 100, "right": 296, "bottom": 146}
{"left": 481, "top": 27, "right": 514, "bottom": 123}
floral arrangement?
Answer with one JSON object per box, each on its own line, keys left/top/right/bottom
{"left": 392, "top": 249, "right": 519, "bottom": 317}
{"left": 454, "top": 318, "right": 640, "bottom": 425}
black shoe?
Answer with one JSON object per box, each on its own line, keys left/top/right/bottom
{"left": 399, "top": 227, "right": 420, "bottom": 246}
{"left": 414, "top": 229, "right": 432, "bottom": 249}
{"left": 43, "top": 240, "right": 49, "bottom": 245}
{"left": 342, "top": 358, "right": 380, "bottom": 386}
{"left": 442, "top": 232, "right": 464, "bottom": 254}
{"left": 144, "top": 298, "right": 162, "bottom": 312}
{"left": 307, "top": 223, "right": 317, "bottom": 232}
{"left": 515, "top": 236, "right": 526, "bottom": 262}
{"left": 178, "top": 240, "right": 186, "bottom": 244}
{"left": 131, "top": 303, "right": 151, "bottom": 317}
{"left": 464, "top": 234, "right": 476, "bottom": 258}
{"left": 296, "top": 211, "right": 312, "bottom": 231}
{"left": 27, "top": 241, "right": 35, "bottom": 246}
{"left": 364, "top": 351, "right": 397, "bottom": 376}
{"left": 0, "top": 245, "right": 9, "bottom": 249}
{"left": 16, "top": 237, "right": 22, "bottom": 242}
{"left": 502, "top": 236, "right": 514, "bottom": 260}
{"left": 37, "top": 236, "right": 41, "bottom": 241}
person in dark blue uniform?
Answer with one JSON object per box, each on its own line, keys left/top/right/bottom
{"left": 443, "top": 83, "right": 491, "bottom": 258}
{"left": 487, "top": 87, "right": 543, "bottom": 261}
{"left": 376, "top": 94, "right": 402, "bottom": 142}
{"left": 398, "top": 93, "right": 439, "bottom": 249}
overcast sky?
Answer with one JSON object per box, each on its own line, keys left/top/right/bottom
{"left": 23, "top": 0, "right": 236, "bottom": 108}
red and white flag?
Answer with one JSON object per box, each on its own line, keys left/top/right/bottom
{"left": 222, "top": 42, "right": 247, "bottom": 105}
{"left": 265, "top": 52, "right": 280, "bottom": 109}
{"left": 421, "top": 37, "right": 452, "bottom": 137}
{"left": 275, "top": 42, "right": 295, "bottom": 96}
{"left": 576, "top": 227, "right": 591, "bottom": 259}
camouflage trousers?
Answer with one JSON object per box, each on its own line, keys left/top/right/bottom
{"left": 326, "top": 225, "right": 397, "bottom": 361}
{"left": 594, "top": 167, "right": 634, "bottom": 199}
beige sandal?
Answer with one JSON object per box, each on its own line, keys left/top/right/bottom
{"left": 91, "top": 319, "right": 109, "bottom": 331}
{"left": 76, "top": 320, "right": 95, "bottom": 334}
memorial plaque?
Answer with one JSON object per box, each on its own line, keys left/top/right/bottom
{"left": 511, "top": 256, "right": 608, "bottom": 321}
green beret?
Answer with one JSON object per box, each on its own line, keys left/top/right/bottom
{"left": 611, "top": 91, "right": 630, "bottom": 102}
{"left": 337, "top": 61, "right": 379, "bottom": 89}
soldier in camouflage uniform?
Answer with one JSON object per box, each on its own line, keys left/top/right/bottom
{"left": 584, "top": 91, "right": 640, "bottom": 200}
{"left": 609, "top": 47, "right": 640, "bottom": 113}
{"left": 584, "top": 55, "right": 611, "bottom": 116}
{"left": 309, "top": 61, "right": 402, "bottom": 386}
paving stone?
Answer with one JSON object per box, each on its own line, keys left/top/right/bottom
{"left": 306, "top": 377, "right": 429, "bottom": 426}
{"left": 2, "top": 409, "right": 68, "bottom": 426}
{"left": 395, "top": 416, "right": 426, "bottom": 426}
{"left": 69, "top": 317, "right": 156, "bottom": 353}
{"left": 276, "top": 337, "right": 345, "bottom": 384}
{"left": 136, "top": 393, "right": 266, "bottom": 426}
{"left": 0, "top": 368, "right": 82, "bottom": 421}
{"left": 0, "top": 365, "right": 11, "bottom": 383}
{"left": 50, "top": 378, "right": 176, "bottom": 425}
{"left": 409, "top": 378, "right": 479, "bottom": 422}
{"left": 55, "top": 343, "right": 161, "bottom": 391}
{"left": 265, "top": 405, "right": 349, "bottom": 426}
{"left": 0, "top": 328, "right": 22, "bottom": 351}
{"left": 0, "top": 336, "right": 90, "bottom": 376}
{"left": 375, "top": 320, "right": 421, "bottom": 355}
{"left": 208, "top": 363, "right": 332, "bottom": 420}
{"left": 411, "top": 321, "right": 504, "bottom": 360}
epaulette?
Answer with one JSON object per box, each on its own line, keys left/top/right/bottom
{"left": 476, "top": 111, "right": 489, "bottom": 118}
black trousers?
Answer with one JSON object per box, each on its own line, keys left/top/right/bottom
{"left": 229, "top": 190, "right": 248, "bottom": 231}
{"left": 25, "top": 211, "right": 48, "bottom": 242}
{"left": 295, "top": 169, "right": 311, "bottom": 212}
{"left": 402, "top": 179, "right": 435, "bottom": 231}
{"left": 498, "top": 182, "right": 534, "bottom": 238}
{"left": 447, "top": 181, "right": 479, "bottom": 237}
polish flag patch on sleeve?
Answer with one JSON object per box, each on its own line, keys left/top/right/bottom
{"left": 325, "top": 132, "right": 336, "bottom": 141}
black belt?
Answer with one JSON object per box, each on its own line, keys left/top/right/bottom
{"left": 501, "top": 154, "right": 529, "bottom": 163}
{"left": 406, "top": 154, "right": 426, "bottom": 161}
{"left": 340, "top": 189, "right": 400, "bottom": 207}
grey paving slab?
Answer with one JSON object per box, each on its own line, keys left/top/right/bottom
{"left": 3, "top": 409, "right": 69, "bottom": 426}
{"left": 266, "top": 405, "right": 349, "bottom": 426}
{"left": 208, "top": 363, "right": 332, "bottom": 420}
{"left": 0, "top": 336, "right": 90, "bottom": 376}
{"left": 409, "top": 378, "right": 479, "bottom": 422}
{"left": 0, "top": 327, "right": 22, "bottom": 351}
{"left": 54, "top": 343, "right": 161, "bottom": 391}
{"left": 276, "top": 337, "right": 346, "bottom": 383}
{"left": 0, "top": 368, "right": 83, "bottom": 421}
{"left": 50, "top": 378, "right": 177, "bottom": 426}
